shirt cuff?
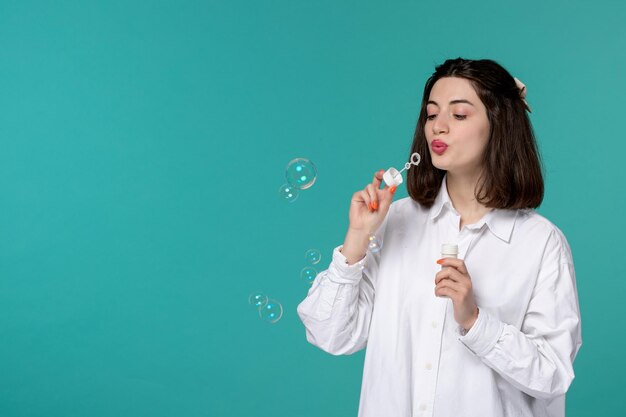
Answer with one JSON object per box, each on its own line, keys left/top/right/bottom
{"left": 327, "top": 245, "right": 367, "bottom": 284}
{"left": 458, "top": 308, "right": 505, "bottom": 357}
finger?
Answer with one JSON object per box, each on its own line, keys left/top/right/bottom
{"left": 388, "top": 184, "right": 398, "bottom": 198}
{"left": 435, "top": 267, "right": 469, "bottom": 286}
{"left": 366, "top": 184, "right": 378, "bottom": 210}
{"left": 434, "top": 267, "right": 461, "bottom": 282}
{"left": 377, "top": 180, "right": 395, "bottom": 210}
{"left": 372, "top": 169, "right": 385, "bottom": 190}
{"left": 434, "top": 284, "right": 458, "bottom": 300}
{"left": 434, "top": 270, "right": 449, "bottom": 286}
{"left": 376, "top": 188, "right": 391, "bottom": 213}
{"left": 352, "top": 190, "right": 365, "bottom": 205}
{"left": 436, "top": 276, "right": 468, "bottom": 295}
{"left": 443, "top": 269, "right": 468, "bottom": 285}
{"left": 435, "top": 277, "right": 465, "bottom": 293}
{"left": 436, "top": 258, "right": 469, "bottom": 274}
{"left": 437, "top": 258, "right": 467, "bottom": 272}
{"left": 437, "top": 275, "right": 474, "bottom": 302}
{"left": 358, "top": 190, "right": 371, "bottom": 209}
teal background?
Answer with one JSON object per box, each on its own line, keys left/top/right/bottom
{"left": 0, "top": 0, "right": 623, "bottom": 416}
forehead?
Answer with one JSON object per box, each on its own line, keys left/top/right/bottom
{"left": 428, "top": 77, "right": 481, "bottom": 104}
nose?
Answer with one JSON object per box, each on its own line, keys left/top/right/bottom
{"left": 432, "top": 114, "right": 449, "bottom": 135}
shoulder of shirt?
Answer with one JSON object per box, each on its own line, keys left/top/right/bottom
{"left": 516, "top": 209, "right": 564, "bottom": 236}
{"left": 516, "top": 209, "right": 574, "bottom": 262}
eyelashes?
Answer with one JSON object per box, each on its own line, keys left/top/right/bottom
{"left": 426, "top": 114, "right": 467, "bottom": 121}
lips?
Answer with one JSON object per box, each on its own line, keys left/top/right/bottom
{"left": 431, "top": 140, "right": 448, "bottom": 155}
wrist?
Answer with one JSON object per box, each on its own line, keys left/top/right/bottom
{"left": 463, "top": 307, "right": 479, "bottom": 331}
{"left": 346, "top": 226, "right": 371, "bottom": 238}
{"left": 342, "top": 228, "right": 371, "bottom": 265}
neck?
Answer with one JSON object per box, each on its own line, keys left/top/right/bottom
{"left": 445, "top": 171, "right": 492, "bottom": 220}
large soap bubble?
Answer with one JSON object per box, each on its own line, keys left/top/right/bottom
{"left": 285, "top": 158, "right": 317, "bottom": 190}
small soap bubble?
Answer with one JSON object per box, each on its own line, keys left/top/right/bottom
{"left": 368, "top": 235, "right": 382, "bottom": 253}
{"left": 259, "top": 299, "right": 283, "bottom": 324}
{"left": 285, "top": 158, "right": 317, "bottom": 190}
{"left": 305, "top": 249, "right": 321, "bottom": 265}
{"left": 248, "top": 292, "right": 268, "bottom": 309}
{"left": 278, "top": 183, "right": 299, "bottom": 202}
{"left": 301, "top": 266, "right": 318, "bottom": 284}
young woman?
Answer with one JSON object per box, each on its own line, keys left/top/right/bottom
{"left": 297, "top": 58, "right": 582, "bottom": 417}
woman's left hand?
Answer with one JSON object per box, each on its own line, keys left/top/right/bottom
{"left": 435, "top": 258, "right": 479, "bottom": 331}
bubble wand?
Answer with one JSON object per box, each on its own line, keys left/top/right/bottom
{"left": 382, "top": 152, "right": 421, "bottom": 187}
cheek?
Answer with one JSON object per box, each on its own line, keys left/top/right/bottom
{"left": 461, "top": 125, "right": 490, "bottom": 157}
{"left": 480, "top": 122, "right": 490, "bottom": 142}
{"left": 472, "top": 121, "right": 490, "bottom": 149}
{"left": 424, "top": 126, "right": 434, "bottom": 141}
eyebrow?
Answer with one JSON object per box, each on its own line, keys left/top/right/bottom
{"left": 427, "top": 99, "right": 475, "bottom": 107}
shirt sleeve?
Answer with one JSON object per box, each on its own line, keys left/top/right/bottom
{"left": 296, "top": 211, "right": 391, "bottom": 355}
{"left": 458, "top": 227, "right": 583, "bottom": 400}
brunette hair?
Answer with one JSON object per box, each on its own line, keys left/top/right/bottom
{"left": 406, "top": 58, "right": 544, "bottom": 209}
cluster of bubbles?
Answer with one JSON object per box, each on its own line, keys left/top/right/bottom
{"left": 368, "top": 235, "right": 382, "bottom": 253}
{"left": 301, "top": 248, "right": 321, "bottom": 284}
{"left": 250, "top": 157, "right": 318, "bottom": 326}
{"left": 278, "top": 158, "right": 317, "bottom": 203}
{"left": 248, "top": 292, "right": 283, "bottom": 324}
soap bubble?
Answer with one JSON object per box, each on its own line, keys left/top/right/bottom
{"left": 259, "top": 299, "right": 283, "bottom": 324}
{"left": 286, "top": 158, "right": 317, "bottom": 190}
{"left": 278, "top": 184, "right": 299, "bottom": 202}
{"left": 305, "top": 249, "right": 321, "bottom": 265}
{"left": 301, "top": 266, "right": 318, "bottom": 284}
{"left": 248, "top": 292, "right": 268, "bottom": 309}
{"left": 368, "top": 235, "right": 382, "bottom": 253}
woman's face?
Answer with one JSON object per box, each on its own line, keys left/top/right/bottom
{"left": 424, "top": 77, "right": 490, "bottom": 177}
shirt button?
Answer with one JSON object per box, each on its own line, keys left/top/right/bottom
{"left": 419, "top": 404, "right": 427, "bottom": 411}
{"left": 425, "top": 363, "right": 432, "bottom": 370}
{"left": 431, "top": 321, "right": 437, "bottom": 328}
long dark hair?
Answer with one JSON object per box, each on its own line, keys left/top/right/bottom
{"left": 406, "top": 58, "right": 544, "bottom": 209}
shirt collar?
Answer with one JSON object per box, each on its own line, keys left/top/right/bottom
{"left": 483, "top": 208, "right": 518, "bottom": 243}
{"left": 429, "top": 174, "right": 518, "bottom": 243}
{"left": 429, "top": 174, "right": 454, "bottom": 222}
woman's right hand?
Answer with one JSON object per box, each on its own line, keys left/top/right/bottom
{"left": 341, "top": 169, "right": 397, "bottom": 264}
{"left": 348, "top": 169, "right": 397, "bottom": 234}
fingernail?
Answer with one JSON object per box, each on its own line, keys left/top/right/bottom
{"left": 368, "top": 203, "right": 374, "bottom": 211}
{"left": 390, "top": 186, "right": 397, "bottom": 194}
{"left": 436, "top": 258, "right": 444, "bottom": 265}
{"left": 371, "top": 201, "right": 378, "bottom": 210}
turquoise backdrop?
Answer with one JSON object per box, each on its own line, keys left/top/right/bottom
{"left": 1, "top": 0, "right": 624, "bottom": 416}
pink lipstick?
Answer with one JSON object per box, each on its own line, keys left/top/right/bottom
{"left": 431, "top": 140, "right": 448, "bottom": 155}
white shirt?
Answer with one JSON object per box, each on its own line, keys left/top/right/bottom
{"left": 297, "top": 176, "right": 582, "bottom": 417}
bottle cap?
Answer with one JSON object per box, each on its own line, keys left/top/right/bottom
{"left": 441, "top": 243, "right": 458, "bottom": 256}
{"left": 383, "top": 168, "right": 403, "bottom": 187}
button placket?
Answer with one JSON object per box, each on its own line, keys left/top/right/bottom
{"left": 419, "top": 298, "right": 448, "bottom": 417}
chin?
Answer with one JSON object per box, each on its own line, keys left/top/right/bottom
{"left": 430, "top": 156, "right": 448, "bottom": 171}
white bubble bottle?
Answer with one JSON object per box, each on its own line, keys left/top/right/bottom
{"left": 441, "top": 243, "right": 458, "bottom": 268}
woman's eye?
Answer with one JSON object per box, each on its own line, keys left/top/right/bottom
{"left": 454, "top": 114, "right": 467, "bottom": 120}
{"left": 426, "top": 114, "right": 436, "bottom": 120}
